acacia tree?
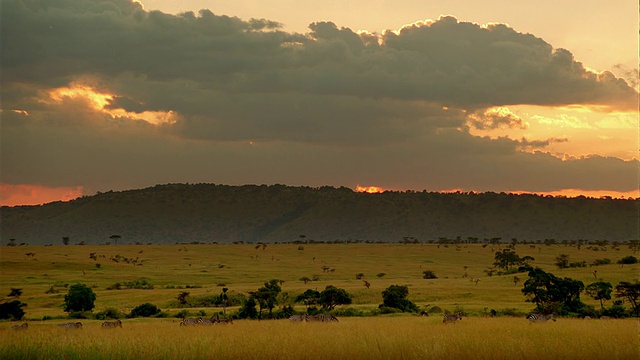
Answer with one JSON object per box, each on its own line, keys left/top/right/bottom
{"left": 295, "top": 289, "right": 320, "bottom": 309}
{"left": 318, "top": 286, "right": 352, "bottom": 310}
{"left": 521, "top": 268, "right": 585, "bottom": 314}
{"left": 493, "top": 249, "right": 534, "bottom": 271}
{"left": 615, "top": 281, "right": 640, "bottom": 316}
{"left": 250, "top": 279, "right": 281, "bottom": 318}
{"left": 585, "top": 282, "right": 613, "bottom": 309}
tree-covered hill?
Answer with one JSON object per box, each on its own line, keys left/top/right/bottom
{"left": 1, "top": 184, "right": 637, "bottom": 245}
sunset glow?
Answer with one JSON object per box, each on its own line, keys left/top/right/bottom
{"left": 48, "top": 84, "right": 180, "bottom": 126}
{"left": 0, "top": 184, "right": 84, "bottom": 207}
{"left": 356, "top": 185, "right": 385, "bottom": 194}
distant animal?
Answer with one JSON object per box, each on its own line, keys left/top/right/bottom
{"left": 58, "top": 322, "right": 83, "bottom": 329}
{"left": 180, "top": 317, "right": 200, "bottom": 327}
{"left": 289, "top": 314, "right": 308, "bottom": 322}
{"left": 12, "top": 322, "right": 28, "bottom": 330}
{"left": 306, "top": 314, "right": 338, "bottom": 322}
{"left": 418, "top": 310, "right": 430, "bottom": 317}
{"left": 443, "top": 312, "right": 463, "bottom": 324}
{"left": 101, "top": 319, "right": 122, "bottom": 328}
{"left": 526, "top": 313, "right": 556, "bottom": 323}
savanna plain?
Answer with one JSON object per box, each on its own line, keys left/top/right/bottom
{"left": 1, "top": 243, "right": 638, "bottom": 359}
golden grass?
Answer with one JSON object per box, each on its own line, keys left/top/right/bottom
{"left": 1, "top": 317, "right": 638, "bottom": 359}
{"left": 2, "top": 243, "right": 639, "bottom": 359}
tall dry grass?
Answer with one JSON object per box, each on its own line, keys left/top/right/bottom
{"left": 1, "top": 317, "right": 638, "bottom": 359}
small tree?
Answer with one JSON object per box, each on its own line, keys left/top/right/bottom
{"left": 299, "top": 276, "right": 312, "bottom": 284}
{"left": 62, "top": 236, "right": 70, "bottom": 246}
{"left": 64, "top": 284, "right": 96, "bottom": 313}
{"left": 237, "top": 298, "right": 258, "bottom": 319}
{"left": 380, "top": 284, "right": 418, "bottom": 313}
{"left": 585, "top": 282, "right": 613, "bottom": 309}
{"left": 521, "top": 268, "right": 585, "bottom": 314}
{"left": 8, "top": 288, "right": 23, "bottom": 297}
{"left": 493, "top": 249, "right": 528, "bottom": 271}
{"left": 555, "top": 254, "right": 570, "bottom": 269}
{"left": 617, "top": 256, "right": 638, "bottom": 265}
{"left": 318, "top": 286, "right": 352, "bottom": 310}
{"left": 177, "top": 292, "right": 190, "bottom": 305}
{"left": 422, "top": 270, "right": 438, "bottom": 279}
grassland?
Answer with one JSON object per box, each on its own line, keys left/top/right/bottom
{"left": 1, "top": 243, "right": 638, "bottom": 359}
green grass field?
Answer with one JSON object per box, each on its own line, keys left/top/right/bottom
{"left": 1, "top": 243, "right": 638, "bottom": 359}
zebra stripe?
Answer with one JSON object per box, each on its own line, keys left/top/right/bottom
{"left": 306, "top": 314, "right": 339, "bottom": 322}
{"left": 443, "top": 312, "right": 463, "bottom": 324}
{"left": 11, "top": 322, "right": 28, "bottom": 330}
{"left": 179, "top": 317, "right": 200, "bottom": 327}
{"left": 199, "top": 316, "right": 216, "bottom": 325}
{"left": 58, "top": 322, "right": 84, "bottom": 329}
{"left": 526, "top": 313, "right": 556, "bottom": 323}
{"left": 289, "top": 314, "right": 308, "bottom": 322}
{"left": 101, "top": 319, "right": 123, "bottom": 328}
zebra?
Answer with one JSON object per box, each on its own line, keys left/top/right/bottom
{"left": 443, "top": 312, "right": 463, "bottom": 324}
{"left": 306, "top": 314, "right": 338, "bottom": 322}
{"left": 526, "top": 313, "right": 556, "bottom": 323}
{"left": 58, "top": 322, "right": 84, "bottom": 329}
{"left": 289, "top": 314, "right": 308, "bottom": 322}
{"left": 12, "top": 322, "right": 28, "bottom": 330}
{"left": 179, "top": 317, "right": 200, "bottom": 327}
{"left": 198, "top": 316, "right": 216, "bottom": 325}
{"left": 101, "top": 319, "right": 123, "bottom": 328}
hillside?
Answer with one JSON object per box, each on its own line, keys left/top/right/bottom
{"left": 1, "top": 184, "right": 638, "bottom": 245}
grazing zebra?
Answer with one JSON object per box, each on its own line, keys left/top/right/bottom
{"left": 101, "top": 319, "right": 123, "bottom": 328}
{"left": 526, "top": 313, "right": 556, "bottom": 323}
{"left": 12, "top": 322, "right": 28, "bottom": 330}
{"left": 179, "top": 317, "right": 201, "bottom": 327}
{"left": 443, "top": 312, "right": 463, "bottom": 324}
{"left": 199, "top": 316, "right": 216, "bottom": 325}
{"left": 58, "top": 322, "right": 84, "bottom": 329}
{"left": 289, "top": 314, "right": 308, "bottom": 322}
{"left": 306, "top": 314, "right": 338, "bottom": 322}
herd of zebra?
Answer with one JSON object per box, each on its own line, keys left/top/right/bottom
{"left": 8, "top": 312, "right": 565, "bottom": 330}
{"left": 179, "top": 315, "right": 234, "bottom": 326}
{"left": 288, "top": 314, "right": 339, "bottom": 322}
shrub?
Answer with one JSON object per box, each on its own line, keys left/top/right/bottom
{"left": 590, "top": 258, "right": 612, "bottom": 266}
{"left": 129, "top": 303, "right": 161, "bottom": 318}
{"left": 380, "top": 284, "right": 419, "bottom": 313}
{"left": 95, "top": 307, "right": 123, "bottom": 320}
{"left": 0, "top": 300, "right": 27, "bottom": 320}
{"left": 175, "top": 309, "right": 189, "bottom": 319}
{"left": 64, "top": 284, "right": 96, "bottom": 313}
{"left": 422, "top": 270, "right": 437, "bottom": 279}
{"left": 617, "top": 256, "right": 638, "bottom": 265}
{"left": 68, "top": 311, "right": 91, "bottom": 319}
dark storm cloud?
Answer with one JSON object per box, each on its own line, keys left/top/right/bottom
{"left": 1, "top": 0, "right": 637, "bottom": 194}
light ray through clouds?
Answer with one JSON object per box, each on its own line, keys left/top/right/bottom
{"left": 0, "top": 0, "right": 637, "bottom": 205}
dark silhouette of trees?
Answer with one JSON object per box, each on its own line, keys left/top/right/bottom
{"left": 177, "top": 292, "right": 190, "bottom": 305}
{"left": 493, "top": 249, "right": 534, "bottom": 271}
{"left": 0, "top": 300, "right": 26, "bottom": 320}
{"left": 62, "top": 236, "right": 70, "bottom": 246}
{"left": 555, "top": 254, "right": 570, "bottom": 268}
{"left": 8, "top": 288, "right": 22, "bottom": 297}
{"left": 130, "top": 303, "right": 160, "bottom": 317}
{"left": 237, "top": 298, "right": 258, "bottom": 319}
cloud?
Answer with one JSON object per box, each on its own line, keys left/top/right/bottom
{"left": 1, "top": 0, "right": 637, "bottom": 196}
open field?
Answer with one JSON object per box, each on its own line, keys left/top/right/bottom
{"left": 1, "top": 316, "right": 638, "bottom": 359}
{"left": 1, "top": 243, "right": 639, "bottom": 358}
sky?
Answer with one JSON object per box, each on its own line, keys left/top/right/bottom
{"left": 1, "top": 0, "right": 638, "bottom": 206}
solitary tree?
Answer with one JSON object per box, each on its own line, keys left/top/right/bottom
{"left": 555, "top": 254, "right": 570, "bottom": 269}
{"left": 64, "top": 284, "right": 96, "bottom": 313}
{"left": 250, "top": 279, "right": 282, "bottom": 318}
{"left": 585, "top": 281, "right": 613, "bottom": 309}
{"left": 8, "top": 288, "right": 22, "bottom": 298}
{"left": 62, "top": 237, "right": 70, "bottom": 246}
{"left": 380, "top": 284, "right": 418, "bottom": 313}
{"left": 318, "top": 285, "right": 352, "bottom": 310}
{"left": 177, "top": 292, "right": 190, "bottom": 305}
{"left": 0, "top": 300, "right": 27, "bottom": 320}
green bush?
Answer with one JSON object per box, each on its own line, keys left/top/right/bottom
{"left": 95, "top": 307, "right": 123, "bottom": 320}
{"left": 422, "top": 270, "right": 438, "bottom": 279}
{"left": 617, "top": 256, "right": 638, "bottom": 265}
{"left": 590, "top": 258, "right": 612, "bottom": 266}
{"left": 129, "top": 303, "right": 160, "bottom": 318}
